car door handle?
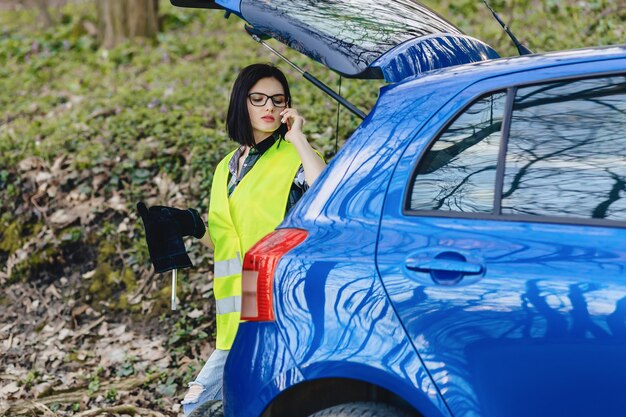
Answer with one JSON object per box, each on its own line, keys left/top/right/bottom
{"left": 404, "top": 249, "right": 485, "bottom": 286}
{"left": 405, "top": 258, "right": 483, "bottom": 275}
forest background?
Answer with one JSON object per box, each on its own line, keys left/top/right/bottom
{"left": 1, "top": 0, "right": 624, "bottom": 416}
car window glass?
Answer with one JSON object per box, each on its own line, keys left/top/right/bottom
{"left": 502, "top": 75, "right": 626, "bottom": 220}
{"left": 244, "top": 0, "right": 460, "bottom": 68}
{"left": 409, "top": 92, "right": 507, "bottom": 212}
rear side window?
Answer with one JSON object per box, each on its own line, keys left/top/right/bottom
{"left": 408, "top": 73, "right": 626, "bottom": 224}
{"left": 502, "top": 76, "right": 626, "bottom": 220}
{"left": 409, "top": 92, "right": 507, "bottom": 212}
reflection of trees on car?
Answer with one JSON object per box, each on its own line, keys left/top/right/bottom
{"left": 503, "top": 76, "right": 626, "bottom": 220}
{"left": 391, "top": 267, "right": 626, "bottom": 416}
{"left": 252, "top": 0, "right": 461, "bottom": 72}
{"left": 411, "top": 93, "right": 505, "bottom": 212}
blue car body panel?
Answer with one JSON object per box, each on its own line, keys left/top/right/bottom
{"left": 223, "top": 322, "right": 305, "bottom": 417}
{"left": 378, "top": 218, "right": 626, "bottom": 416}
{"left": 226, "top": 258, "right": 451, "bottom": 417}
{"left": 272, "top": 256, "right": 449, "bottom": 417}
{"left": 224, "top": 46, "right": 626, "bottom": 417}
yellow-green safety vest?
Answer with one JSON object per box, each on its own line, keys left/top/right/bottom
{"left": 208, "top": 139, "right": 302, "bottom": 350}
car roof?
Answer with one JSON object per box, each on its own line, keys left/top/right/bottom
{"left": 367, "top": 45, "right": 626, "bottom": 141}
{"left": 386, "top": 45, "right": 626, "bottom": 96}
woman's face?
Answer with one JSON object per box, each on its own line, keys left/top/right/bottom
{"left": 247, "top": 77, "right": 287, "bottom": 143}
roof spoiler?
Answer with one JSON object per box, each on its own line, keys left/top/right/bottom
{"left": 170, "top": 0, "right": 221, "bottom": 9}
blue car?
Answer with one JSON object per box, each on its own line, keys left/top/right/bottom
{"left": 174, "top": 1, "right": 626, "bottom": 416}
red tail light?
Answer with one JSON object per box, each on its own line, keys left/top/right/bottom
{"left": 241, "top": 228, "right": 308, "bottom": 321}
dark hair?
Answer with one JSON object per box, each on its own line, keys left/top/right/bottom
{"left": 226, "top": 63, "right": 291, "bottom": 147}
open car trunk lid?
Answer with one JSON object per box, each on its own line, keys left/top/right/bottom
{"left": 172, "top": 0, "right": 500, "bottom": 83}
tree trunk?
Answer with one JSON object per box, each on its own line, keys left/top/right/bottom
{"left": 33, "top": 0, "right": 55, "bottom": 28}
{"left": 96, "top": 0, "right": 159, "bottom": 49}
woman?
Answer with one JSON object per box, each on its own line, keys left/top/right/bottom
{"left": 179, "top": 63, "right": 326, "bottom": 415}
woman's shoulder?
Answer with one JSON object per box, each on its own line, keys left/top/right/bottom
{"left": 215, "top": 148, "right": 239, "bottom": 170}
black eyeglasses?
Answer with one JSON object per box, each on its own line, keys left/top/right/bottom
{"left": 247, "top": 93, "right": 289, "bottom": 108}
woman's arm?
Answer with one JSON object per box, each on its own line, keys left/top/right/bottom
{"left": 281, "top": 108, "right": 327, "bottom": 186}
{"left": 199, "top": 227, "right": 214, "bottom": 249}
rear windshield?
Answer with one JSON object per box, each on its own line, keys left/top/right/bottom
{"left": 276, "top": 0, "right": 459, "bottom": 48}
{"left": 242, "top": 0, "right": 461, "bottom": 76}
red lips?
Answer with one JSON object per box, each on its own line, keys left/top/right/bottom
{"left": 261, "top": 116, "right": 275, "bottom": 122}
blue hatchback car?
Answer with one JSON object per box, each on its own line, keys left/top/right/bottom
{"left": 174, "top": 1, "right": 626, "bottom": 416}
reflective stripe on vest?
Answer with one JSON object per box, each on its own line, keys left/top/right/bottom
{"left": 216, "top": 295, "right": 241, "bottom": 314}
{"left": 214, "top": 256, "right": 241, "bottom": 278}
{"left": 208, "top": 139, "right": 303, "bottom": 350}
